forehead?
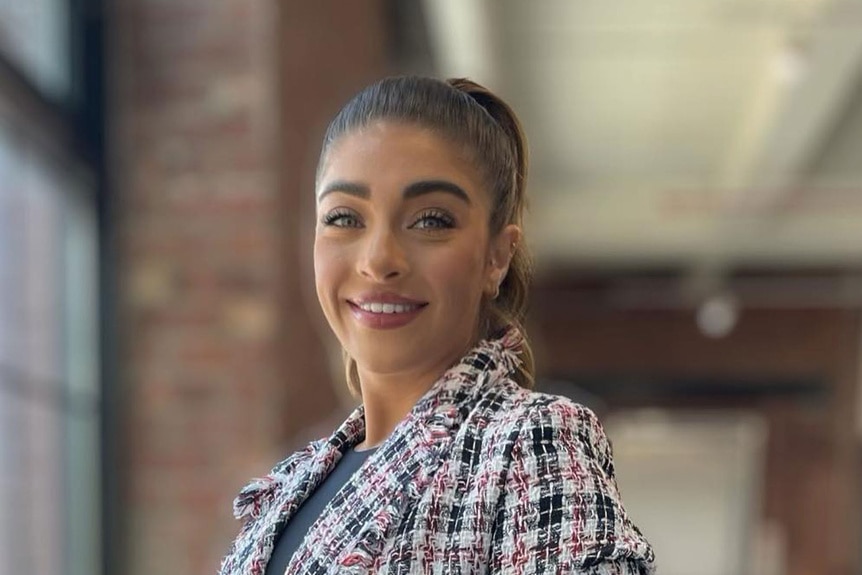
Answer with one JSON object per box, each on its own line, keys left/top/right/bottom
{"left": 317, "top": 121, "right": 485, "bottom": 200}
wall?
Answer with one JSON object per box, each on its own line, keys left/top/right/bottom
{"left": 110, "top": 1, "right": 387, "bottom": 572}
{"left": 532, "top": 295, "right": 861, "bottom": 575}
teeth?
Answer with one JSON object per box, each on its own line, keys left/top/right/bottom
{"left": 358, "top": 302, "right": 419, "bottom": 314}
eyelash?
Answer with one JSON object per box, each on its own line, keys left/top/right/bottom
{"left": 321, "top": 208, "right": 360, "bottom": 228}
{"left": 320, "top": 208, "right": 456, "bottom": 230}
{"left": 411, "top": 209, "right": 455, "bottom": 230}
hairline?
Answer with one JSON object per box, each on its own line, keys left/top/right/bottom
{"left": 315, "top": 118, "right": 508, "bottom": 228}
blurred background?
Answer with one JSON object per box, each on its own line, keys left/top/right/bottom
{"left": 1, "top": 0, "right": 861, "bottom": 573}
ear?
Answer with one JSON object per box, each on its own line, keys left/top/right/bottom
{"left": 485, "top": 224, "right": 522, "bottom": 296}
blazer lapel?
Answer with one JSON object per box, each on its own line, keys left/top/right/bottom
{"left": 287, "top": 418, "right": 458, "bottom": 572}
{"left": 274, "top": 404, "right": 368, "bottom": 524}
{"left": 288, "top": 347, "right": 510, "bottom": 573}
{"left": 229, "top": 407, "right": 366, "bottom": 575}
{"left": 222, "top": 329, "right": 526, "bottom": 575}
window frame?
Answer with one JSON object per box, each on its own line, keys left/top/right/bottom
{"left": 0, "top": 0, "right": 112, "bottom": 572}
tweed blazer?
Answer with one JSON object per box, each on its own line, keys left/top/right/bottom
{"left": 219, "top": 332, "right": 655, "bottom": 574}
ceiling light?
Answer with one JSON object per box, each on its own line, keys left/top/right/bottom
{"left": 696, "top": 293, "right": 740, "bottom": 338}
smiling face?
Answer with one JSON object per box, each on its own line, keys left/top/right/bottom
{"left": 314, "top": 121, "right": 518, "bottom": 388}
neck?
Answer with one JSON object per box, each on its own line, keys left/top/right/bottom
{"left": 355, "top": 356, "right": 463, "bottom": 449}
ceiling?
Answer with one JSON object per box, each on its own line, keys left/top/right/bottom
{"left": 421, "top": 0, "right": 862, "bottom": 272}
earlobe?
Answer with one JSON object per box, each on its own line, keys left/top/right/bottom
{"left": 484, "top": 264, "right": 503, "bottom": 299}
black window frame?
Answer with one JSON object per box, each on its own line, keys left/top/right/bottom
{"left": 0, "top": 0, "right": 115, "bottom": 573}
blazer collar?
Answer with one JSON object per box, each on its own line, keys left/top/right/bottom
{"left": 286, "top": 327, "right": 526, "bottom": 571}
{"left": 328, "top": 324, "right": 525, "bottom": 452}
{"left": 230, "top": 327, "right": 526, "bottom": 574}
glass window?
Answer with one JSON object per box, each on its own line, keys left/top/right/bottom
{"left": 0, "top": 0, "right": 71, "bottom": 100}
{"left": 0, "top": 120, "right": 100, "bottom": 575}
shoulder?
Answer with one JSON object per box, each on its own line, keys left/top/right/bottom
{"left": 510, "top": 386, "right": 605, "bottom": 432}
{"left": 487, "top": 386, "right": 656, "bottom": 573}
{"left": 483, "top": 384, "right": 613, "bottom": 471}
{"left": 523, "top": 391, "right": 614, "bottom": 473}
{"left": 496, "top": 387, "right": 616, "bottom": 480}
{"left": 472, "top": 384, "right": 621, "bottom": 496}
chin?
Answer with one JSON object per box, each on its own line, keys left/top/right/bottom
{"left": 352, "top": 352, "right": 417, "bottom": 378}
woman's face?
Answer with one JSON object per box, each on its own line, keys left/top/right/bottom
{"left": 314, "top": 121, "right": 518, "bottom": 385}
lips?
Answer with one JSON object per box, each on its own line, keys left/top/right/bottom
{"left": 347, "top": 292, "right": 428, "bottom": 329}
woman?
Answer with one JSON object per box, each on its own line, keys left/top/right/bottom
{"left": 219, "top": 76, "right": 655, "bottom": 574}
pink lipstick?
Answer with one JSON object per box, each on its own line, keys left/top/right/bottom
{"left": 347, "top": 292, "right": 428, "bottom": 330}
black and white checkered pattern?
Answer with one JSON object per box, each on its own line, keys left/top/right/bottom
{"left": 219, "top": 329, "right": 655, "bottom": 574}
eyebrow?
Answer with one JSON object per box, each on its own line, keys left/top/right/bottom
{"left": 318, "top": 181, "right": 369, "bottom": 201}
{"left": 318, "top": 179, "right": 471, "bottom": 205}
{"left": 404, "top": 180, "right": 471, "bottom": 204}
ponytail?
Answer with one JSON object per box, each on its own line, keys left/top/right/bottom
{"left": 447, "top": 78, "right": 535, "bottom": 389}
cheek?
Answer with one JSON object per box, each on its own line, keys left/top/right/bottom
{"left": 426, "top": 243, "right": 487, "bottom": 304}
{"left": 313, "top": 237, "right": 346, "bottom": 307}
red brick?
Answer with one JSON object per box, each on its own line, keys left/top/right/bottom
{"left": 112, "top": 0, "right": 389, "bottom": 571}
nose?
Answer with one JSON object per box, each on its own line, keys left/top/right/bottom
{"left": 356, "top": 226, "right": 409, "bottom": 282}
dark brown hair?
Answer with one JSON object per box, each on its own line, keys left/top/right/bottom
{"left": 317, "top": 76, "right": 534, "bottom": 394}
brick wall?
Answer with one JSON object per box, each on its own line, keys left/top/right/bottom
{"left": 110, "top": 1, "right": 387, "bottom": 572}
